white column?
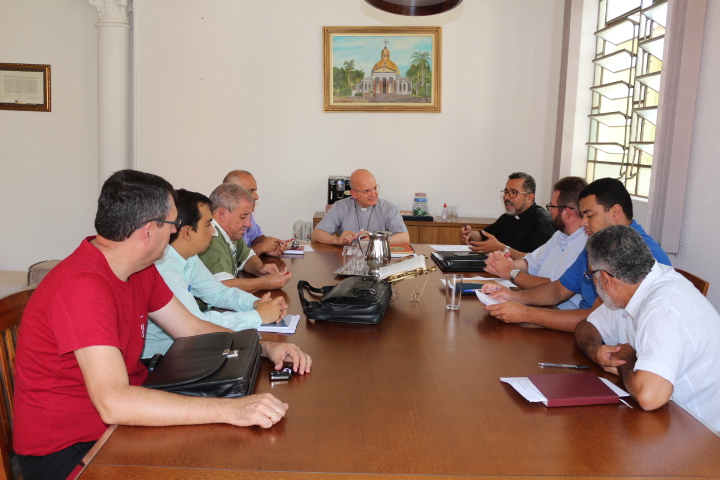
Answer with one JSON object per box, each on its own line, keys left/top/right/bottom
{"left": 89, "top": 0, "right": 133, "bottom": 188}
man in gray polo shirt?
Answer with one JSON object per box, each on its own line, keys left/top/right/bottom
{"left": 312, "top": 169, "right": 409, "bottom": 245}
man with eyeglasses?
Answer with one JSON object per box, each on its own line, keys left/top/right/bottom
{"left": 575, "top": 225, "right": 720, "bottom": 435}
{"left": 312, "top": 169, "right": 409, "bottom": 245}
{"left": 460, "top": 172, "right": 555, "bottom": 260}
{"left": 198, "top": 183, "right": 292, "bottom": 293}
{"left": 144, "top": 188, "right": 289, "bottom": 358}
{"left": 483, "top": 176, "right": 588, "bottom": 310}
{"left": 481, "top": 177, "right": 671, "bottom": 332}
{"left": 223, "top": 170, "right": 287, "bottom": 257}
{"left": 13, "top": 170, "right": 311, "bottom": 480}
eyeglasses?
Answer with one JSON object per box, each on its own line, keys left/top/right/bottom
{"left": 545, "top": 203, "right": 570, "bottom": 212}
{"left": 584, "top": 269, "right": 614, "bottom": 280}
{"left": 352, "top": 185, "right": 379, "bottom": 195}
{"left": 500, "top": 189, "right": 529, "bottom": 199}
{"left": 141, "top": 218, "right": 182, "bottom": 229}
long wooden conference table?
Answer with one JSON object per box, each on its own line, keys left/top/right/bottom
{"left": 80, "top": 244, "right": 720, "bottom": 479}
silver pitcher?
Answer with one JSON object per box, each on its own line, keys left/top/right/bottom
{"left": 358, "top": 231, "right": 392, "bottom": 277}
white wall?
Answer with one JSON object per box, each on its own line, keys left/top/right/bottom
{"left": 672, "top": 0, "right": 720, "bottom": 304}
{"left": 0, "top": 0, "right": 99, "bottom": 271}
{"left": 3, "top": 0, "right": 717, "bottom": 309}
{"left": 134, "top": 0, "right": 564, "bottom": 239}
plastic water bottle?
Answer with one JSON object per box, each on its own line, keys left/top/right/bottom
{"left": 441, "top": 203, "right": 448, "bottom": 221}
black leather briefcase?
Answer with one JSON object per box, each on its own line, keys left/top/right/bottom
{"left": 142, "top": 329, "right": 261, "bottom": 398}
{"left": 297, "top": 275, "right": 392, "bottom": 325}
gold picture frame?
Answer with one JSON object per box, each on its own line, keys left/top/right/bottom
{"left": 0, "top": 63, "right": 51, "bottom": 112}
{"left": 324, "top": 26, "right": 441, "bottom": 113}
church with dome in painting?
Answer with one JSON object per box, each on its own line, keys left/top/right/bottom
{"left": 355, "top": 39, "right": 413, "bottom": 97}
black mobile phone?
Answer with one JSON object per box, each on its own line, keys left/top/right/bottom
{"left": 270, "top": 366, "right": 292, "bottom": 381}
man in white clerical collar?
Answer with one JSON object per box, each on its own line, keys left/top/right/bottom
{"left": 311, "top": 169, "right": 410, "bottom": 245}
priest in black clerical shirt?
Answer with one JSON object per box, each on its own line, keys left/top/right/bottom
{"left": 460, "top": 172, "right": 555, "bottom": 260}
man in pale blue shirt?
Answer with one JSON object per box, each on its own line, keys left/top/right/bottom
{"left": 144, "top": 189, "right": 288, "bottom": 358}
{"left": 484, "top": 176, "right": 588, "bottom": 309}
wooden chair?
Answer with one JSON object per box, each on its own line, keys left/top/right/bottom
{"left": 675, "top": 268, "right": 710, "bottom": 297}
{"left": 0, "top": 287, "right": 35, "bottom": 480}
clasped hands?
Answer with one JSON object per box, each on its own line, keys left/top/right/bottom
{"left": 460, "top": 225, "right": 506, "bottom": 254}
{"left": 587, "top": 342, "right": 636, "bottom": 376}
{"left": 257, "top": 264, "right": 293, "bottom": 289}
{"left": 253, "top": 292, "right": 288, "bottom": 324}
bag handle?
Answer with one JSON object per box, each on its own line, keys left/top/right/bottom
{"left": 297, "top": 280, "right": 335, "bottom": 310}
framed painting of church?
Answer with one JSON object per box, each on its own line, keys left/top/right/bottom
{"left": 323, "top": 26, "right": 441, "bottom": 112}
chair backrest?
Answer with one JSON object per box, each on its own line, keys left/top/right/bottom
{"left": 0, "top": 288, "right": 35, "bottom": 480}
{"left": 675, "top": 268, "right": 710, "bottom": 297}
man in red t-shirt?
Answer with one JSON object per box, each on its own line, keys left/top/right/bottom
{"left": 13, "top": 170, "right": 312, "bottom": 480}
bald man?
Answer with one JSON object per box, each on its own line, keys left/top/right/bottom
{"left": 223, "top": 170, "right": 286, "bottom": 256}
{"left": 312, "top": 169, "right": 409, "bottom": 245}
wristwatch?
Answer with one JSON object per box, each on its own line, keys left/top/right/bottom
{"left": 509, "top": 269, "right": 521, "bottom": 281}
{"left": 503, "top": 245, "right": 511, "bottom": 255}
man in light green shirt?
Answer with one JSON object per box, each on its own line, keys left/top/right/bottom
{"left": 145, "top": 189, "right": 288, "bottom": 357}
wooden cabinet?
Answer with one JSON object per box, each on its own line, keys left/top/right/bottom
{"left": 312, "top": 211, "right": 495, "bottom": 245}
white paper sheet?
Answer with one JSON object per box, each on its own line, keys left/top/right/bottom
{"left": 475, "top": 291, "right": 501, "bottom": 305}
{"left": 258, "top": 314, "right": 300, "bottom": 334}
{"left": 429, "top": 244, "right": 472, "bottom": 252}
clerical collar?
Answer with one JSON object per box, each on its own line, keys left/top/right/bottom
{"left": 360, "top": 207, "right": 368, "bottom": 212}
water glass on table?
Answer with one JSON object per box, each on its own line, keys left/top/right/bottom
{"left": 448, "top": 205, "right": 459, "bottom": 222}
{"left": 353, "top": 244, "right": 367, "bottom": 275}
{"left": 343, "top": 246, "right": 355, "bottom": 274}
{"left": 445, "top": 274, "right": 463, "bottom": 310}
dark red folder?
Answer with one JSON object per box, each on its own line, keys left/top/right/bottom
{"left": 528, "top": 372, "right": 620, "bottom": 407}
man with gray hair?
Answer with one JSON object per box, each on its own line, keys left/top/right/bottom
{"left": 198, "top": 183, "right": 292, "bottom": 293}
{"left": 223, "top": 170, "right": 286, "bottom": 256}
{"left": 576, "top": 225, "right": 720, "bottom": 435}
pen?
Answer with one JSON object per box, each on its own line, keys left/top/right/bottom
{"left": 538, "top": 363, "right": 589, "bottom": 370}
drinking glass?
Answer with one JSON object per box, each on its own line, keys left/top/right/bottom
{"left": 343, "top": 246, "right": 354, "bottom": 274}
{"left": 445, "top": 274, "right": 463, "bottom": 310}
{"left": 448, "top": 205, "right": 459, "bottom": 222}
{"left": 353, "top": 244, "right": 367, "bottom": 275}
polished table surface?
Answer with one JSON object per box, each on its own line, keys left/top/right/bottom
{"left": 80, "top": 244, "right": 720, "bottom": 479}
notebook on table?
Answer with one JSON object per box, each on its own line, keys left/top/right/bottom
{"left": 527, "top": 372, "right": 620, "bottom": 407}
{"left": 431, "top": 251, "right": 487, "bottom": 272}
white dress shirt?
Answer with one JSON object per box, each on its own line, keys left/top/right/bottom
{"left": 589, "top": 262, "right": 720, "bottom": 435}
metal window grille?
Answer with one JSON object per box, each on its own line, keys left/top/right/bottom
{"left": 586, "top": 0, "right": 667, "bottom": 198}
